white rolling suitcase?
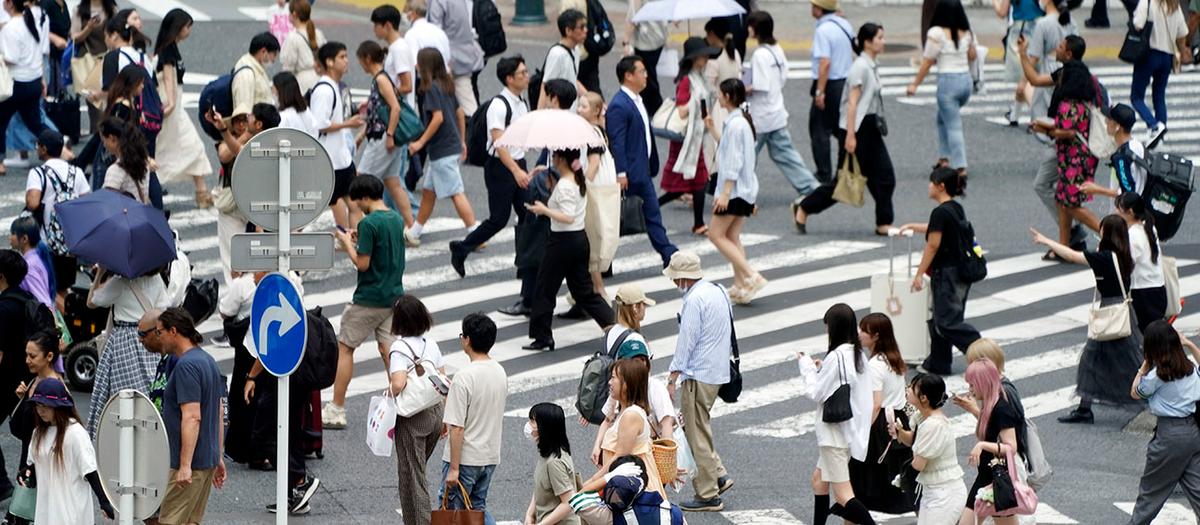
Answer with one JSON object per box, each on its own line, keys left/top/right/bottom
{"left": 870, "top": 229, "right": 931, "bottom": 364}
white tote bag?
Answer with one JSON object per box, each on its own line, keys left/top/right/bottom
{"left": 1163, "top": 256, "right": 1182, "bottom": 317}
{"left": 393, "top": 340, "right": 450, "bottom": 417}
{"left": 0, "top": 59, "right": 12, "bottom": 102}
{"left": 366, "top": 387, "right": 397, "bottom": 457}
{"left": 1087, "top": 253, "right": 1133, "bottom": 342}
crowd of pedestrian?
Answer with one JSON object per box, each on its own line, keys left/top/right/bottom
{"left": 0, "top": 0, "right": 1198, "bottom": 522}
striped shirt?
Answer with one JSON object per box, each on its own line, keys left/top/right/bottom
{"left": 670, "top": 280, "right": 733, "bottom": 385}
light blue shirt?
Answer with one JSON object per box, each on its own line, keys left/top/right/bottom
{"left": 716, "top": 111, "right": 758, "bottom": 205}
{"left": 1137, "top": 366, "right": 1200, "bottom": 418}
{"left": 670, "top": 280, "right": 733, "bottom": 385}
{"left": 811, "top": 14, "right": 855, "bottom": 81}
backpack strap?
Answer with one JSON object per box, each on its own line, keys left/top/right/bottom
{"left": 607, "top": 327, "right": 634, "bottom": 358}
{"left": 496, "top": 94, "right": 512, "bottom": 127}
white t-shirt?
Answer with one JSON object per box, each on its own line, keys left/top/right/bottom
{"left": 923, "top": 27, "right": 972, "bottom": 74}
{"left": 543, "top": 44, "right": 579, "bottom": 84}
{"left": 868, "top": 354, "right": 907, "bottom": 411}
{"left": 442, "top": 359, "right": 507, "bottom": 466}
{"left": 310, "top": 76, "right": 352, "bottom": 170}
{"left": 104, "top": 164, "right": 151, "bottom": 204}
{"left": 1, "top": 12, "right": 44, "bottom": 81}
{"left": 747, "top": 45, "right": 788, "bottom": 133}
{"left": 547, "top": 177, "right": 586, "bottom": 232}
{"left": 90, "top": 274, "right": 170, "bottom": 322}
{"left": 279, "top": 107, "right": 318, "bottom": 138}
{"left": 387, "top": 336, "right": 446, "bottom": 375}
{"left": 1128, "top": 223, "right": 1166, "bottom": 289}
{"left": 26, "top": 159, "right": 90, "bottom": 227}
{"left": 386, "top": 37, "right": 416, "bottom": 109}
{"left": 485, "top": 88, "right": 528, "bottom": 159}
{"left": 218, "top": 274, "right": 256, "bottom": 322}
{"left": 405, "top": 18, "right": 452, "bottom": 70}
{"left": 29, "top": 422, "right": 98, "bottom": 525}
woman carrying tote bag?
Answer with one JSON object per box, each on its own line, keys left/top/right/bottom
{"left": 578, "top": 92, "right": 620, "bottom": 301}
{"left": 798, "top": 304, "right": 876, "bottom": 525}
{"left": 1032, "top": 215, "right": 1144, "bottom": 424}
{"left": 386, "top": 295, "right": 448, "bottom": 525}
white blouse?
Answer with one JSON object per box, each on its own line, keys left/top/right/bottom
{"left": 90, "top": 274, "right": 170, "bottom": 323}
{"left": 911, "top": 412, "right": 964, "bottom": 486}
{"left": 869, "top": 354, "right": 907, "bottom": 412}
{"left": 548, "top": 176, "right": 586, "bottom": 232}
{"left": 922, "top": 27, "right": 972, "bottom": 74}
{"left": 799, "top": 344, "right": 874, "bottom": 461}
{"left": 1128, "top": 223, "right": 1165, "bottom": 289}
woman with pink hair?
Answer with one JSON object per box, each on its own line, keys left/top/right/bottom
{"left": 958, "top": 358, "right": 1026, "bottom": 525}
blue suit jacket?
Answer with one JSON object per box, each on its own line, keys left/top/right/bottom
{"left": 606, "top": 89, "right": 659, "bottom": 183}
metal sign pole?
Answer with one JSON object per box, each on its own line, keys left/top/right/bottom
{"left": 276, "top": 139, "right": 292, "bottom": 525}
{"left": 118, "top": 391, "right": 134, "bottom": 525}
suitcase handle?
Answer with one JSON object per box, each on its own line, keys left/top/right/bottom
{"left": 886, "top": 228, "right": 914, "bottom": 279}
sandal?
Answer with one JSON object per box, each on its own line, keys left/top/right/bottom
{"left": 692, "top": 224, "right": 708, "bottom": 236}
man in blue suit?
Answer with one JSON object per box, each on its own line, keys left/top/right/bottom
{"left": 607, "top": 55, "right": 677, "bottom": 267}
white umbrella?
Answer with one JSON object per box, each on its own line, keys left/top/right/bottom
{"left": 631, "top": 0, "right": 747, "bottom": 23}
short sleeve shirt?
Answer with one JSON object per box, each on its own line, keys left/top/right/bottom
{"left": 547, "top": 176, "right": 585, "bottom": 232}
{"left": 839, "top": 55, "right": 882, "bottom": 132}
{"left": 421, "top": 83, "right": 463, "bottom": 160}
{"left": 811, "top": 15, "right": 855, "bottom": 80}
{"left": 542, "top": 44, "right": 579, "bottom": 84}
{"left": 533, "top": 454, "right": 581, "bottom": 525}
{"left": 912, "top": 413, "right": 963, "bottom": 485}
{"left": 442, "top": 359, "right": 508, "bottom": 466}
{"left": 386, "top": 38, "right": 416, "bottom": 109}
{"left": 486, "top": 89, "right": 528, "bottom": 159}
{"left": 310, "top": 77, "right": 352, "bottom": 170}
{"left": 1137, "top": 366, "right": 1200, "bottom": 417}
{"left": 927, "top": 200, "right": 964, "bottom": 270}
{"left": 868, "top": 355, "right": 907, "bottom": 411}
{"left": 104, "top": 164, "right": 151, "bottom": 204}
{"left": 980, "top": 395, "right": 1025, "bottom": 471}
{"left": 1084, "top": 249, "right": 1130, "bottom": 299}
{"left": 156, "top": 42, "right": 186, "bottom": 84}
{"left": 353, "top": 209, "right": 406, "bottom": 308}
{"left": 748, "top": 45, "right": 789, "bottom": 133}
{"left": 0, "top": 16, "right": 43, "bottom": 81}
{"left": 26, "top": 159, "right": 89, "bottom": 226}
{"left": 163, "top": 347, "right": 224, "bottom": 470}
{"left": 387, "top": 336, "right": 445, "bottom": 376}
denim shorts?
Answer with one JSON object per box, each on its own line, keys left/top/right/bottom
{"left": 421, "top": 154, "right": 465, "bottom": 198}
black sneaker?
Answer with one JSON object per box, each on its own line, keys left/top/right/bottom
{"left": 1083, "top": 18, "right": 1110, "bottom": 28}
{"left": 1057, "top": 408, "right": 1094, "bottom": 424}
{"left": 290, "top": 475, "right": 320, "bottom": 512}
{"left": 679, "top": 496, "right": 724, "bottom": 511}
{"left": 266, "top": 501, "right": 311, "bottom": 515}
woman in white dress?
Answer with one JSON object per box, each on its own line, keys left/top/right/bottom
{"left": 577, "top": 91, "right": 619, "bottom": 299}
{"left": 153, "top": 9, "right": 213, "bottom": 208}
{"left": 280, "top": 0, "right": 325, "bottom": 93}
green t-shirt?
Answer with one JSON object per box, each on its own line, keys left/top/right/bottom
{"left": 352, "top": 209, "right": 405, "bottom": 307}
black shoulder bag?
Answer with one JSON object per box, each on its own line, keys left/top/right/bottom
{"left": 822, "top": 351, "right": 854, "bottom": 423}
{"left": 716, "top": 283, "right": 742, "bottom": 403}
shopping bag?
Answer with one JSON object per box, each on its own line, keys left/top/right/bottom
{"left": 672, "top": 425, "right": 697, "bottom": 480}
{"left": 365, "top": 389, "right": 396, "bottom": 457}
{"left": 432, "top": 482, "right": 485, "bottom": 525}
{"left": 832, "top": 154, "right": 866, "bottom": 208}
{"left": 1163, "top": 256, "right": 1182, "bottom": 317}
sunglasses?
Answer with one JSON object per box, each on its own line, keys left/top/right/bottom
{"left": 138, "top": 328, "right": 160, "bottom": 338}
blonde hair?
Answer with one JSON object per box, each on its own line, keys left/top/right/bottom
{"left": 966, "top": 338, "right": 1006, "bottom": 373}
{"left": 616, "top": 302, "right": 641, "bottom": 332}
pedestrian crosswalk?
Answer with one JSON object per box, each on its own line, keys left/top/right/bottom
{"left": 722, "top": 500, "right": 1195, "bottom": 524}
{"left": 784, "top": 60, "right": 1200, "bottom": 164}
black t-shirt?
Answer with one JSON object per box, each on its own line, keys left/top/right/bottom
{"left": 927, "top": 200, "right": 964, "bottom": 270}
{"left": 41, "top": 0, "right": 70, "bottom": 38}
{"left": 979, "top": 394, "right": 1026, "bottom": 474}
{"left": 0, "top": 289, "right": 34, "bottom": 381}
{"left": 1084, "top": 249, "right": 1131, "bottom": 299}
{"left": 156, "top": 43, "right": 186, "bottom": 85}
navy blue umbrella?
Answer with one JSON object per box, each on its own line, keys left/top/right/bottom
{"left": 55, "top": 189, "right": 176, "bottom": 279}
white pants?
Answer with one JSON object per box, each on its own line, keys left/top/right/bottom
{"left": 454, "top": 74, "right": 478, "bottom": 117}
{"left": 918, "top": 479, "right": 967, "bottom": 525}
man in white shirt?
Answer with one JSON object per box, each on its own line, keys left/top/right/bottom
{"left": 403, "top": 0, "right": 452, "bottom": 74}
{"left": 809, "top": 0, "right": 855, "bottom": 184}
{"left": 428, "top": 0, "right": 485, "bottom": 116}
{"left": 312, "top": 42, "right": 365, "bottom": 231}
{"left": 372, "top": 5, "right": 415, "bottom": 109}
{"left": 25, "top": 129, "right": 89, "bottom": 306}
{"left": 538, "top": 9, "right": 587, "bottom": 109}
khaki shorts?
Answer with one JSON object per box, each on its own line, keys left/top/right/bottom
{"left": 816, "top": 446, "right": 851, "bottom": 483}
{"left": 338, "top": 303, "right": 397, "bottom": 349}
{"left": 159, "top": 468, "right": 216, "bottom": 525}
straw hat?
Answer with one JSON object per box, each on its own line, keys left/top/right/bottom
{"left": 663, "top": 251, "right": 704, "bottom": 281}
{"left": 811, "top": 0, "right": 839, "bottom": 11}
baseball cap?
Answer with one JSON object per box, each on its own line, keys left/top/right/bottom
{"left": 616, "top": 339, "right": 651, "bottom": 360}
{"left": 602, "top": 474, "right": 646, "bottom": 511}
{"left": 1108, "top": 103, "right": 1136, "bottom": 133}
{"left": 615, "top": 284, "right": 656, "bottom": 306}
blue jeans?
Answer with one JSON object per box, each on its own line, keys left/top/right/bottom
{"left": 437, "top": 463, "right": 497, "bottom": 525}
{"left": 936, "top": 72, "right": 972, "bottom": 169}
{"left": 755, "top": 127, "right": 819, "bottom": 195}
{"left": 1130, "top": 49, "right": 1174, "bottom": 129}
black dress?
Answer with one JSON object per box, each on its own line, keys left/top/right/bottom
{"left": 1077, "top": 250, "right": 1144, "bottom": 404}
{"left": 965, "top": 395, "right": 1026, "bottom": 509}
{"left": 849, "top": 408, "right": 915, "bottom": 514}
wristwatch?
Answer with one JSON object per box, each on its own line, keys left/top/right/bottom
{"left": 815, "top": 90, "right": 825, "bottom": 98}
{"left": 246, "top": 375, "right": 257, "bottom": 382}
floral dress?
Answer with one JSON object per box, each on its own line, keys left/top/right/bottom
{"left": 1054, "top": 100, "right": 1098, "bottom": 208}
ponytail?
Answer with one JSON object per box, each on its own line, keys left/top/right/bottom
{"left": 291, "top": 0, "right": 318, "bottom": 52}
{"left": 99, "top": 117, "right": 149, "bottom": 184}
{"left": 930, "top": 166, "right": 967, "bottom": 197}
{"left": 719, "top": 78, "right": 756, "bottom": 139}
{"left": 22, "top": 8, "right": 39, "bottom": 43}
{"left": 306, "top": 21, "right": 318, "bottom": 52}
{"left": 1116, "top": 192, "right": 1159, "bottom": 264}
{"left": 1057, "top": 0, "right": 1072, "bottom": 26}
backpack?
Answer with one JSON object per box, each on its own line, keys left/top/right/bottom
{"left": 955, "top": 206, "right": 988, "bottom": 283}
{"left": 466, "top": 94, "right": 512, "bottom": 167}
{"left": 2, "top": 292, "right": 56, "bottom": 341}
{"left": 31, "top": 164, "right": 84, "bottom": 256}
{"left": 576, "top": 327, "right": 633, "bottom": 425}
{"left": 305, "top": 81, "right": 339, "bottom": 137}
{"left": 528, "top": 44, "right": 573, "bottom": 111}
{"left": 293, "top": 306, "right": 338, "bottom": 391}
{"left": 198, "top": 65, "right": 253, "bottom": 141}
{"left": 472, "top": 0, "right": 507, "bottom": 58}
{"left": 1133, "top": 152, "right": 1195, "bottom": 241}
{"left": 583, "top": 0, "right": 615, "bottom": 57}
{"left": 118, "top": 51, "right": 163, "bottom": 135}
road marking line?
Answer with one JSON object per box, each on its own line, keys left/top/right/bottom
{"left": 722, "top": 508, "right": 805, "bottom": 525}
{"left": 1114, "top": 501, "right": 1198, "bottom": 524}
{"left": 128, "top": 0, "right": 211, "bottom": 22}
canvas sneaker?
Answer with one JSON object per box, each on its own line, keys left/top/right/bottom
{"left": 291, "top": 475, "right": 320, "bottom": 512}
{"left": 321, "top": 403, "right": 347, "bottom": 429}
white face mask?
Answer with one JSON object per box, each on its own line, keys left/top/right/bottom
{"left": 677, "top": 283, "right": 689, "bottom": 294}
{"left": 523, "top": 421, "right": 535, "bottom": 441}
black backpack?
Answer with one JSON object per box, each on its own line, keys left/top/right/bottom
{"left": 1134, "top": 152, "right": 1195, "bottom": 241}
{"left": 955, "top": 207, "right": 988, "bottom": 283}
{"left": 576, "top": 327, "right": 633, "bottom": 425}
{"left": 293, "top": 307, "right": 338, "bottom": 391}
{"left": 198, "top": 65, "right": 252, "bottom": 141}
{"left": 583, "top": 0, "right": 615, "bottom": 57}
{"left": 473, "top": 0, "right": 507, "bottom": 58}
{"left": 528, "top": 44, "right": 573, "bottom": 111}
{"left": 2, "top": 292, "right": 56, "bottom": 341}
{"left": 466, "top": 95, "right": 512, "bottom": 167}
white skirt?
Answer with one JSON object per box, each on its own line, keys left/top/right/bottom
{"left": 154, "top": 83, "right": 213, "bottom": 183}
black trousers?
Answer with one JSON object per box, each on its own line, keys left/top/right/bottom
{"left": 634, "top": 47, "right": 665, "bottom": 117}
{"left": 251, "top": 376, "right": 312, "bottom": 486}
{"left": 659, "top": 190, "right": 706, "bottom": 229}
{"left": 809, "top": 79, "right": 847, "bottom": 184}
{"left": 528, "top": 231, "right": 615, "bottom": 343}
{"left": 462, "top": 157, "right": 528, "bottom": 250}
{"left": 0, "top": 80, "right": 42, "bottom": 156}
{"left": 799, "top": 115, "right": 896, "bottom": 226}
{"left": 924, "top": 266, "right": 982, "bottom": 374}
{"left": 579, "top": 51, "right": 602, "bottom": 96}
{"left": 1132, "top": 286, "right": 1168, "bottom": 333}
{"left": 1089, "top": 0, "right": 1138, "bottom": 25}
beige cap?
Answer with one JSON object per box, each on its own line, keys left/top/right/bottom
{"left": 810, "top": 0, "right": 838, "bottom": 11}
{"left": 662, "top": 251, "right": 704, "bottom": 281}
{"left": 615, "top": 284, "right": 657, "bottom": 306}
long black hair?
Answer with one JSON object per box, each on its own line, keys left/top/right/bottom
{"left": 99, "top": 117, "right": 149, "bottom": 184}
{"left": 105, "top": 9, "right": 151, "bottom": 51}
{"left": 529, "top": 403, "right": 571, "bottom": 459}
{"left": 746, "top": 11, "right": 776, "bottom": 45}
{"left": 929, "top": 0, "right": 971, "bottom": 49}
{"left": 154, "top": 8, "right": 193, "bottom": 56}
{"left": 824, "top": 303, "right": 864, "bottom": 373}
{"left": 1054, "top": 60, "right": 1096, "bottom": 103}
{"left": 105, "top": 65, "right": 144, "bottom": 115}
{"left": 1116, "top": 192, "right": 1159, "bottom": 264}
{"left": 10, "top": 0, "right": 38, "bottom": 42}
{"left": 719, "top": 78, "right": 756, "bottom": 139}
{"left": 77, "top": 0, "right": 117, "bottom": 23}
{"left": 551, "top": 148, "right": 588, "bottom": 198}
{"left": 1099, "top": 214, "right": 1134, "bottom": 287}
{"left": 272, "top": 72, "right": 308, "bottom": 112}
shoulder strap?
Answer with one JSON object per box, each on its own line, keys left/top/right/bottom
{"left": 822, "top": 18, "right": 855, "bottom": 45}
{"left": 495, "top": 94, "right": 512, "bottom": 126}
{"left": 713, "top": 282, "right": 740, "bottom": 360}
{"left": 1111, "top": 252, "right": 1129, "bottom": 300}
{"left": 128, "top": 278, "right": 152, "bottom": 312}
{"left": 608, "top": 328, "right": 633, "bottom": 357}
{"left": 316, "top": 81, "right": 338, "bottom": 119}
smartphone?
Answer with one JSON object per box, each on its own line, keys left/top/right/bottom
{"left": 700, "top": 100, "right": 708, "bottom": 119}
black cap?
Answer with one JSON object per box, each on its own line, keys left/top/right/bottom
{"left": 681, "top": 37, "right": 721, "bottom": 62}
{"left": 1108, "top": 103, "right": 1136, "bottom": 133}
{"left": 36, "top": 129, "right": 64, "bottom": 155}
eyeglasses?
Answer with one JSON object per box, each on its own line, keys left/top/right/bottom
{"left": 137, "top": 328, "right": 159, "bottom": 338}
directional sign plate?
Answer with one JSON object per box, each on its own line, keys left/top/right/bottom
{"left": 251, "top": 273, "right": 307, "bottom": 377}
{"left": 232, "top": 127, "right": 334, "bottom": 232}
{"left": 96, "top": 390, "right": 169, "bottom": 521}
{"left": 230, "top": 232, "right": 335, "bottom": 272}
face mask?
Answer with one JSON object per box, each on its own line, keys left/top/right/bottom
{"left": 677, "top": 283, "right": 689, "bottom": 294}
{"left": 523, "top": 421, "right": 534, "bottom": 441}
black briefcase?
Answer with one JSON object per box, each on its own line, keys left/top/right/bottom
{"left": 619, "top": 194, "right": 646, "bottom": 236}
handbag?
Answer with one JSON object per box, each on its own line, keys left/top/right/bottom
{"left": 832, "top": 154, "right": 867, "bottom": 208}
{"left": 717, "top": 283, "right": 743, "bottom": 403}
{"left": 432, "top": 482, "right": 485, "bottom": 525}
{"left": 9, "top": 462, "right": 35, "bottom": 520}
{"left": 1087, "top": 253, "right": 1133, "bottom": 341}
{"left": 974, "top": 442, "right": 1038, "bottom": 518}
{"left": 0, "top": 58, "right": 12, "bottom": 103}
{"left": 650, "top": 98, "right": 687, "bottom": 142}
{"left": 1118, "top": 2, "right": 1154, "bottom": 64}
{"left": 365, "top": 387, "right": 397, "bottom": 457}
{"left": 821, "top": 352, "right": 853, "bottom": 423}
{"left": 71, "top": 52, "right": 101, "bottom": 96}
{"left": 1023, "top": 417, "right": 1052, "bottom": 492}
{"left": 213, "top": 186, "right": 239, "bottom": 215}
{"left": 1163, "top": 256, "right": 1182, "bottom": 317}
{"left": 619, "top": 193, "right": 646, "bottom": 236}
{"left": 393, "top": 339, "right": 450, "bottom": 417}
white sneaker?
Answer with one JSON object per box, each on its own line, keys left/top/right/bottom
{"left": 321, "top": 403, "right": 346, "bottom": 429}
{"left": 404, "top": 229, "right": 421, "bottom": 248}
{"left": 1146, "top": 123, "right": 1168, "bottom": 149}
{"left": 3, "top": 157, "right": 34, "bottom": 168}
